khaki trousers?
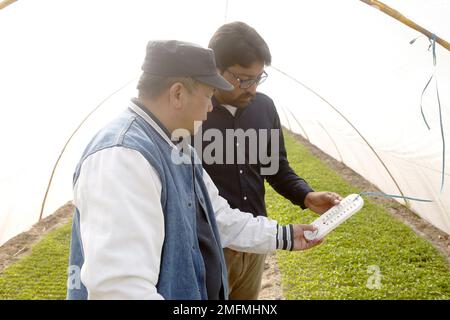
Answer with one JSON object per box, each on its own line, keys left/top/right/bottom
{"left": 223, "top": 248, "right": 266, "bottom": 300}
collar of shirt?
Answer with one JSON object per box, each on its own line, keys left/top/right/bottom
{"left": 211, "top": 95, "right": 246, "bottom": 118}
{"left": 223, "top": 104, "right": 238, "bottom": 117}
{"left": 130, "top": 98, "right": 184, "bottom": 146}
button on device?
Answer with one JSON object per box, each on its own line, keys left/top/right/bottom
{"left": 239, "top": 170, "right": 243, "bottom": 174}
{"left": 243, "top": 196, "right": 247, "bottom": 201}
{"left": 304, "top": 230, "right": 318, "bottom": 241}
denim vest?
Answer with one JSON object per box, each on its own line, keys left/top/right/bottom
{"left": 67, "top": 103, "right": 228, "bottom": 300}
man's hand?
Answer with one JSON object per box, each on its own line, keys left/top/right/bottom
{"left": 304, "top": 191, "right": 342, "bottom": 215}
{"left": 292, "top": 224, "right": 323, "bottom": 250}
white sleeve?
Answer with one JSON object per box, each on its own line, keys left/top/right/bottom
{"left": 74, "top": 147, "right": 165, "bottom": 300}
{"left": 202, "top": 169, "right": 277, "bottom": 254}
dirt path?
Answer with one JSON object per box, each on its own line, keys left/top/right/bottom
{"left": 0, "top": 202, "right": 73, "bottom": 272}
{"left": 258, "top": 252, "right": 285, "bottom": 300}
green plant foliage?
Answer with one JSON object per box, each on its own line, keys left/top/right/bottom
{"left": 0, "top": 224, "right": 71, "bottom": 299}
{"left": 267, "top": 133, "right": 450, "bottom": 299}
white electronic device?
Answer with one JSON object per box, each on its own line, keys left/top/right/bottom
{"left": 304, "top": 194, "right": 364, "bottom": 241}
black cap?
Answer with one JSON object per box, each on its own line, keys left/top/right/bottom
{"left": 141, "top": 40, "right": 234, "bottom": 91}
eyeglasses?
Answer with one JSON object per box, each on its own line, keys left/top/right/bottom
{"left": 226, "top": 70, "right": 268, "bottom": 89}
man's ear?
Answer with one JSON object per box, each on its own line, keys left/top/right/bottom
{"left": 168, "top": 82, "right": 185, "bottom": 110}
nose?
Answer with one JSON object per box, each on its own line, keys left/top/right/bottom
{"left": 245, "top": 82, "right": 258, "bottom": 95}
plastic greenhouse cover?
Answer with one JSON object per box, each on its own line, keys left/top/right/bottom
{"left": 0, "top": 0, "right": 449, "bottom": 246}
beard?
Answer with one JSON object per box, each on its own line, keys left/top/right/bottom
{"left": 232, "top": 92, "right": 256, "bottom": 108}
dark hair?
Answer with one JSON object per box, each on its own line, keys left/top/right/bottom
{"left": 137, "top": 73, "right": 197, "bottom": 100}
{"left": 208, "top": 21, "right": 271, "bottom": 70}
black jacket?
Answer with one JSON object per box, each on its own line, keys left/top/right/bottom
{"left": 197, "top": 92, "right": 314, "bottom": 217}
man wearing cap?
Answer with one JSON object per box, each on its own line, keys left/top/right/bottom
{"left": 66, "top": 40, "right": 321, "bottom": 300}
{"left": 197, "top": 22, "right": 343, "bottom": 300}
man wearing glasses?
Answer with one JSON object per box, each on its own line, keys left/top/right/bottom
{"left": 200, "top": 22, "right": 342, "bottom": 300}
{"left": 67, "top": 40, "right": 324, "bottom": 300}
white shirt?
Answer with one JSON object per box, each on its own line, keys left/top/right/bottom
{"left": 74, "top": 102, "right": 280, "bottom": 300}
{"left": 223, "top": 104, "right": 238, "bottom": 117}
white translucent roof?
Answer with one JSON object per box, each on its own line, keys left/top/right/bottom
{"left": 0, "top": 0, "right": 449, "bottom": 245}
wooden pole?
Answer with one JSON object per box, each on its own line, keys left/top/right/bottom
{"left": 0, "top": 0, "right": 17, "bottom": 10}
{"left": 360, "top": 0, "right": 450, "bottom": 52}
